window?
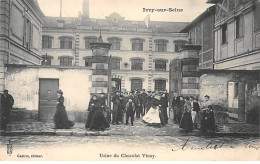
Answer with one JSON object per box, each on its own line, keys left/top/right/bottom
{"left": 155, "top": 80, "right": 166, "bottom": 91}
{"left": 60, "top": 37, "right": 73, "bottom": 49}
{"left": 155, "top": 40, "right": 168, "bottom": 52}
{"left": 42, "top": 36, "right": 53, "bottom": 48}
{"left": 111, "top": 58, "right": 120, "bottom": 70}
{"left": 59, "top": 57, "right": 73, "bottom": 66}
{"left": 131, "top": 59, "right": 143, "bottom": 70}
{"left": 196, "top": 23, "right": 202, "bottom": 46}
{"left": 222, "top": 23, "right": 227, "bottom": 44}
{"left": 132, "top": 38, "right": 144, "bottom": 51}
{"left": 85, "top": 37, "right": 97, "bottom": 49}
{"left": 255, "top": 3, "right": 260, "bottom": 31}
{"left": 108, "top": 37, "right": 121, "bottom": 50}
{"left": 84, "top": 57, "right": 92, "bottom": 67}
{"left": 236, "top": 15, "right": 244, "bottom": 39}
{"left": 131, "top": 79, "right": 142, "bottom": 91}
{"left": 24, "top": 18, "right": 32, "bottom": 49}
{"left": 41, "top": 55, "right": 52, "bottom": 66}
{"left": 155, "top": 60, "right": 166, "bottom": 71}
{"left": 175, "top": 40, "right": 187, "bottom": 52}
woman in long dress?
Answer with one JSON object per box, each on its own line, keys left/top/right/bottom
{"left": 54, "top": 90, "right": 74, "bottom": 129}
{"left": 85, "top": 95, "right": 110, "bottom": 130}
{"left": 142, "top": 94, "right": 162, "bottom": 126}
{"left": 200, "top": 105, "right": 216, "bottom": 133}
{"left": 85, "top": 95, "right": 99, "bottom": 128}
{"left": 179, "top": 97, "right": 193, "bottom": 132}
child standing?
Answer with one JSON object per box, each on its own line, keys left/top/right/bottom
{"left": 125, "top": 96, "right": 136, "bottom": 126}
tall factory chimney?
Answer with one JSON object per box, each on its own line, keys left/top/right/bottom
{"left": 82, "top": 0, "right": 89, "bottom": 18}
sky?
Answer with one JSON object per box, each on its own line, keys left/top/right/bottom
{"left": 37, "top": 0, "right": 213, "bottom": 22}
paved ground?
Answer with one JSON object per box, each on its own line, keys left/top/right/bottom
{"left": 3, "top": 118, "right": 199, "bottom": 136}
{"left": 0, "top": 118, "right": 259, "bottom": 160}
{"left": 1, "top": 134, "right": 260, "bottom": 149}
{"left": 2, "top": 117, "right": 259, "bottom": 137}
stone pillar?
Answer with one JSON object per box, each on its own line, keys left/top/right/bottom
{"left": 169, "top": 44, "right": 201, "bottom": 98}
{"left": 89, "top": 37, "right": 111, "bottom": 96}
{"left": 179, "top": 44, "right": 201, "bottom": 98}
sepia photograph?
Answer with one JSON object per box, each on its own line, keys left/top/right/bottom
{"left": 0, "top": 0, "right": 260, "bottom": 161}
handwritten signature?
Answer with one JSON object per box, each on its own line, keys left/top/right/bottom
{"left": 171, "top": 138, "right": 260, "bottom": 151}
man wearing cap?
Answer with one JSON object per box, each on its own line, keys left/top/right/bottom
{"left": 1, "top": 90, "right": 14, "bottom": 130}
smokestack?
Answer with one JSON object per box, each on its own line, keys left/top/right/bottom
{"left": 82, "top": 0, "right": 89, "bottom": 18}
{"left": 60, "top": 0, "right": 62, "bottom": 19}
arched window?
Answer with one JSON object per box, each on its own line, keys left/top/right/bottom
{"left": 59, "top": 56, "right": 73, "bottom": 66}
{"left": 59, "top": 36, "right": 73, "bottom": 49}
{"left": 131, "top": 58, "right": 144, "bottom": 70}
{"left": 154, "top": 79, "right": 166, "bottom": 91}
{"left": 107, "top": 37, "right": 122, "bottom": 50}
{"left": 155, "top": 39, "right": 168, "bottom": 52}
{"left": 131, "top": 38, "right": 144, "bottom": 51}
{"left": 42, "top": 35, "right": 53, "bottom": 48}
{"left": 174, "top": 40, "right": 187, "bottom": 52}
{"left": 84, "top": 36, "right": 97, "bottom": 49}
{"left": 154, "top": 60, "right": 166, "bottom": 71}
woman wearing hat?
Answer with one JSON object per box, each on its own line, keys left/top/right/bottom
{"left": 179, "top": 97, "right": 193, "bottom": 132}
{"left": 85, "top": 95, "right": 110, "bottom": 130}
{"left": 53, "top": 90, "right": 74, "bottom": 129}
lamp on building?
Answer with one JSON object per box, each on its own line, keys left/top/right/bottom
{"left": 44, "top": 53, "right": 48, "bottom": 65}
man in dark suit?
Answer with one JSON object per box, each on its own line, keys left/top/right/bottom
{"left": 138, "top": 89, "right": 147, "bottom": 116}
{"left": 171, "top": 92, "right": 180, "bottom": 124}
{"left": 1, "top": 90, "right": 14, "bottom": 130}
{"left": 112, "top": 91, "right": 122, "bottom": 124}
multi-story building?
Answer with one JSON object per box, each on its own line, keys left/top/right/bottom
{"left": 213, "top": 0, "right": 260, "bottom": 70}
{"left": 181, "top": 6, "right": 215, "bottom": 70}
{"left": 0, "top": 0, "right": 44, "bottom": 90}
{"left": 41, "top": 0, "right": 189, "bottom": 92}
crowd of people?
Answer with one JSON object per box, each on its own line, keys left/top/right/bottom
{"left": 0, "top": 88, "right": 216, "bottom": 134}
{"left": 172, "top": 93, "right": 216, "bottom": 133}
{"left": 53, "top": 89, "right": 216, "bottom": 133}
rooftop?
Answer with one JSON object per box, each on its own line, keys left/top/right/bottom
{"left": 42, "top": 13, "right": 189, "bottom": 33}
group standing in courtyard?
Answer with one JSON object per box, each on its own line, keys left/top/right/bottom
{"left": 0, "top": 86, "right": 215, "bottom": 134}
{"left": 172, "top": 93, "right": 216, "bottom": 133}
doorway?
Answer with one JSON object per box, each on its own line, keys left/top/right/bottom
{"left": 228, "top": 81, "right": 245, "bottom": 121}
{"left": 39, "top": 79, "right": 59, "bottom": 121}
{"left": 112, "top": 78, "right": 121, "bottom": 93}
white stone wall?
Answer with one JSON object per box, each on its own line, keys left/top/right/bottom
{"left": 5, "top": 66, "right": 92, "bottom": 111}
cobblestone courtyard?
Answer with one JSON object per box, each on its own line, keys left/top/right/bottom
{"left": 1, "top": 118, "right": 260, "bottom": 161}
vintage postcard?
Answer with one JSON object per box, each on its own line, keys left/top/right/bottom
{"left": 0, "top": 0, "right": 260, "bottom": 161}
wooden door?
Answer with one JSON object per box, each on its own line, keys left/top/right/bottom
{"left": 39, "top": 79, "right": 59, "bottom": 121}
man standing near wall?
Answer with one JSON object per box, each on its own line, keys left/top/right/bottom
{"left": 0, "top": 90, "right": 14, "bottom": 130}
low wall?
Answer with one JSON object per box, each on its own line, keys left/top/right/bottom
{"left": 5, "top": 65, "right": 92, "bottom": 111}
